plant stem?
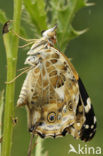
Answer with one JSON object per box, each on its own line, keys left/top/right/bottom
{"left": 35, "top": 137, "right": 43, "bottom": 156}
{"left": 0, "top": 90, "right": 4, "bottom": 155}
{"left": 1, "top": 0, "right": 22, "bottom": 156}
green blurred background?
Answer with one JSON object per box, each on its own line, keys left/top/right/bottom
{"left": 0, "top": 0, "right": 103, "bottom": 156}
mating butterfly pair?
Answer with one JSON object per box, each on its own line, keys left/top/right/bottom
{"left": 17, "top": 26, "right": 96, "bottom": 142}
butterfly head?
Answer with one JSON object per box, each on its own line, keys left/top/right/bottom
{"left": 41, "top": 25, "right": 57, "bottom": 45}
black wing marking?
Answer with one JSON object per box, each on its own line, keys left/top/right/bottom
{"left": 78, "top": 78, "right": 97, "bottom": 142}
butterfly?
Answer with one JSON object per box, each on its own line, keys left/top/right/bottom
{"left": 17, "top": 25, "right": 96, "bottom": 142}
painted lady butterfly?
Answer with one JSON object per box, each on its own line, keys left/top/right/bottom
{"left": 17, "top": 26, "right": 96, "bottom": 142}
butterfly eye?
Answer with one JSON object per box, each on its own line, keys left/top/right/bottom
{"left": 47, "top": 112, "right": 56, "bottom": 123}
{"left": 41, "top": 30, "right": 46, "bottom": 36}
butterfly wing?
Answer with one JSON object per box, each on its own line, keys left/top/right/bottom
{"left": 66, "top": 77, "right": 97, "bottom": 141}
{"left": 78, "top": 78, "right": 97, "bottom": 141}
{"left": 17, "top": 41, "right": 96, "bottom": 141}
{"left": 60, "top": 52, "right": 97, "bottom": 141}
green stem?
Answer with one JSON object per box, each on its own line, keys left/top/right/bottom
{"left": 0, "top": 90, "right": 4, "bottom": 155}
{"left": 35, "top": 137, "right": 43, "bottom": 156}
{"left": 1, "top": 0, "right": 22, "bottom": 156}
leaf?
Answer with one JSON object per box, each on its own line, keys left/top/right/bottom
{"left": 23, "top": 0, "right": 47, "bottom": 34}
{"left": 21, "top": 10, "right": 40, "bottom": 38}
{"left": 22, "top": 0, "right": 89, "bottom": 52}
{"left": 0, "top": 10, "right": 7, "bottom": 24}
{"left": 49, "top": 0, "right": 88, "bottom": 52}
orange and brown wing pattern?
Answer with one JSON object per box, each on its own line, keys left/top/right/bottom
{"left": 17, "top": 26, "right": 96, "bottom": 141}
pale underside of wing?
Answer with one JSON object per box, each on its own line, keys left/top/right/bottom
{"left": 17, "top": 46, "right": 85, "bottom": 138}
{"left": 17, "top": 45, "right": 96, "bottom": 141}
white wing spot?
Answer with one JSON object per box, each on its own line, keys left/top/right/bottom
{"left": 90, "top": 133, "right": 93, "bottom": 137}
{"left": 85, "top": 124, "right": 89, "bottom": 129}
{"left": 55, "top": 86, "right": 64, "bottom": 99}
{"left": 77, "top": 123, "right": 81, "bottom": 127}
{"left": 85, "top": 97, "right": 91, "bottom": 113}
{"left": 94, "top": 116, "right": 96, "bottom": 124}
{"left": 91, "top": 125, "right": 94, "bottom": 129}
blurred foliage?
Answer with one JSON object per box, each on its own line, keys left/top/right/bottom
{"left": 0, "top": 10, "right": 7, "bottom": 24}
{"left": 0, "top": 0, "right": 89, "bottom": 51}
{"left": 0, "top": 0, "right": 103, "bottom": 156}
{"left": 23, "top": 0, "right": 47, "bottom": 34}
{"left": 22, "top": 0, "right": 88, "bottom": 52}
{"left": 49, "top": 0, "right": 88, "bottom": 51}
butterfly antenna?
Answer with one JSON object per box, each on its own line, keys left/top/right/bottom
{"left": 19, "top": 41, "right": 34, "bottom": 48}
{"left": 17, "top": 66, "right": 30, "bottom": 72}
{"left": 11, "top": 29, "right": 37, "bottom": 42}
